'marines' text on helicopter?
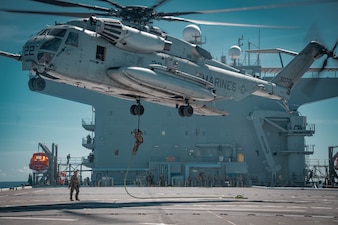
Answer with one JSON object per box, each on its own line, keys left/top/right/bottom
{"left": 1, "top": 0, "right": 337, "bottom": 117}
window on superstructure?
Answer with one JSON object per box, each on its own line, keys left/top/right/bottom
{"left": 114, "top": 149, "right": 119, "bottom": 156}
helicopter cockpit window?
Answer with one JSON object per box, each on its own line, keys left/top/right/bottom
{"left": 96, "top": 45, "right": 106, "bottom": 61}
{"left": 41, "top": 38, "right": 62, "bottom": 52}
{"left": 65, "top": 32, "right": 79, "bottom": 47}
{"left": 37, "top": 28, "right": 50, "bottom": 36}
{"left": 49, "top": 28, "right": 67, "bottom": 37}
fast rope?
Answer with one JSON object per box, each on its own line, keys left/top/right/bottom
{"left": 123, "top": 154, "right": 141, "bottom": 199}
{"left": 137, "top": 106, "right": 141, "bottom": 131}
{"left": 123, "top": 99, "right": 144, "bottom": 199}
{"left": 136, "top": 98, "right": 142, "bottom": 132}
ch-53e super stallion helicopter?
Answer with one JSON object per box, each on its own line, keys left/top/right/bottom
{"left": 1, "top": 0, "right": 337, "bottom": 117}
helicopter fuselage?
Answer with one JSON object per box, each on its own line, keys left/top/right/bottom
{"left": 20, "top": 17, "right": 324, "bottom": 117}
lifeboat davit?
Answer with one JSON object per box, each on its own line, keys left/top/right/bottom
{"left": 29, "top": 152, "right": 49, "bottom": 172}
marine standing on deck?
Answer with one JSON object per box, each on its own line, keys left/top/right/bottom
{"left": 69, "top": 170, "right": 80, "bottom": 201}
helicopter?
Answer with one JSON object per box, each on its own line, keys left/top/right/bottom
{"left": 0, "top": 0, "right": 337, "bottom": 117}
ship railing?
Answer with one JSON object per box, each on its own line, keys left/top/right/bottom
{"left": 82, "top": 137, "right": 95, "bottom": 149}
{"left": 261, "top": 67, "right": 338, "bottom": 79}
{"left": 82, "top": 118, "right": 95, "bottom": 125}
{"left": 82, "top": 154, "right": 94, "bottom": 164}
{"left": 305, "top": 159, "right": 329, "bottom": 167}
{"left": 57, "top": 157, "right": 83, "bottom": 165}
{"left": 306, "top": 123, "right": 315, "bottom": 132}
{"left": 278, "top": 144, "right": 315, "bottom": 155}
{"left": 149, "top": 156, "right": 241, "bottom": 163}
{"left": 82, "top": 118, "right": 95, "bottom": 131}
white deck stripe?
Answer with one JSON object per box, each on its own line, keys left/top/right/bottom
{"left": 0, "top": 216, "right": 77, "bottom": 222}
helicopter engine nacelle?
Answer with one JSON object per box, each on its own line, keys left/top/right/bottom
{"left": 96, "top": 19, "right": 171, "bottom": 53}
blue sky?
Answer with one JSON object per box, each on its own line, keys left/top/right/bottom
{"left": 0, "top": 0, "right": 337, "bottom": 181}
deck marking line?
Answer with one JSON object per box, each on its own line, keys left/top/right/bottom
{"left": 198, "top": 205, "right": 237, "bottom": 225}
{"left": 0, "top": 216, "right": 77, "bottom": 221}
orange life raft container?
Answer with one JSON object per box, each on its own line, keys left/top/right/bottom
{"left": 29, "top": 152, "right": 49, "bottom": 172}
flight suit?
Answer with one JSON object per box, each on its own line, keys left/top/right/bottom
{"left": 132, "top": 129, "right": 143, "bottom": 154}
{"left": 69, "top": 170, "right": 80, "bottom": 201}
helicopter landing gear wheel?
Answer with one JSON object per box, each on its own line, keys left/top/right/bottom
{"left": 178, "top": 105, "right": 193, "bottom": 117}
{"left": 28, "top": 77, "right": 46, "bottom": 91}
{"left": 178, "top": 105, "right": 185, "bottom": 117}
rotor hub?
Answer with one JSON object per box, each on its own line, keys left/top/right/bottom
{"left": 118, "top": 6, "right": 155, "bottom": 24}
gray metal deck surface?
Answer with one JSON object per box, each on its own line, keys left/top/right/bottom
{"left": 0, "top": 186, "right": 337, "bottom": 225}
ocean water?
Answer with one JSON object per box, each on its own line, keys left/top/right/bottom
{"left": 0, "top": 181, "right": 28, "bottom": 188}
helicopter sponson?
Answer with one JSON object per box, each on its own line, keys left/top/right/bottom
{"left": 107, "top": 65, "right": 216, "bottom": 102}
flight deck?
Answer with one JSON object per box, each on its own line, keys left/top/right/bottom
{"left": 0, "top": 186, "right": 337, "bottom": 225}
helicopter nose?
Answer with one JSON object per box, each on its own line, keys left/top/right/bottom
{"left": 22, "top": 36, "right": 60, "bottom": 71}
{"left": 22, "top": 40, "right": 40, "bottom": 71}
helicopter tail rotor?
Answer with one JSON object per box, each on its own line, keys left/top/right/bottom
{"left": 320, "top": 40, "right": 338, "bottom": 73}
{"left": 301, "top": 40, "right": 338, "bottom": 98}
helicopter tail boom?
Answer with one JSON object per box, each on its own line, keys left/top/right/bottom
{"left": 271, "top": 41, "right": 326, "bottom": 90}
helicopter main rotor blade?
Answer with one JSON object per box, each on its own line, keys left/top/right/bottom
{"left": 150, "top": 0, "right": 169, "bottom": 10}
{"left": 31, "top": 0, "right": 111, "bottom": 12}
{"left": 95, "top": 0, "right": 124, "bottom": 9}
{"left": 157, "top": 0, "right": 337, "bottom": 17}
{"left": 3, "top": 0, "right": 335, "bottom": 28}
{"left": 0, "top": 9, "right": 110, "bottom": 18}
{"left": 161, "top": 16, "right": 297, "bottom": 29}
{"left": 0, "top": 50, "right": 21, "bottom": 61}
